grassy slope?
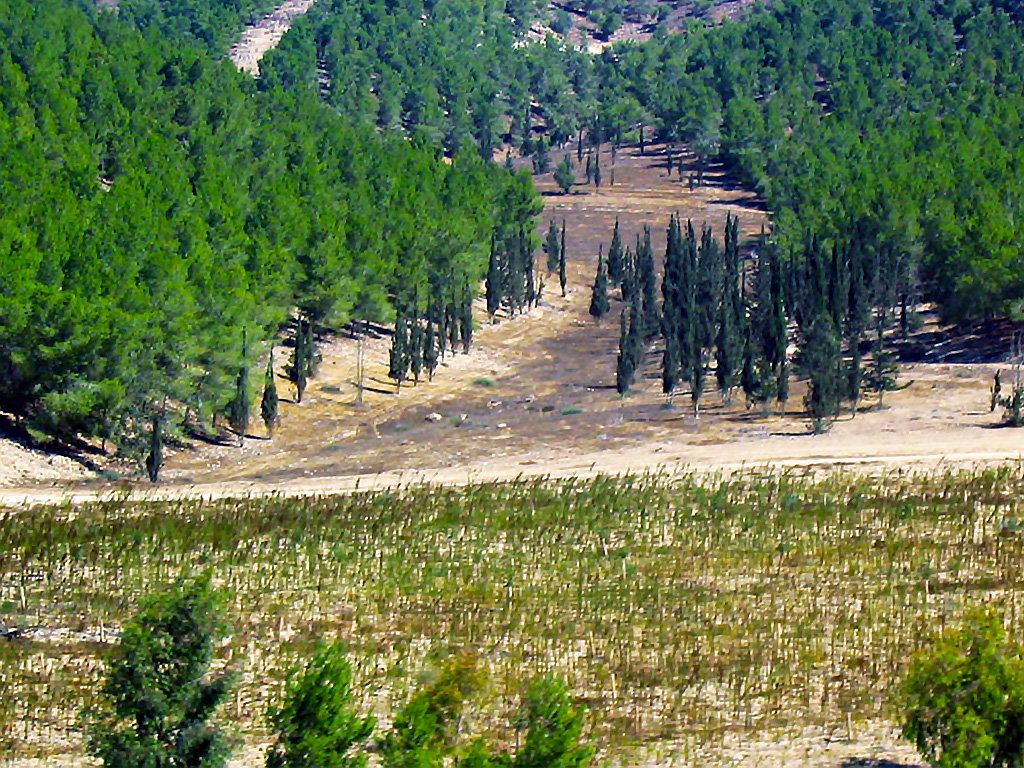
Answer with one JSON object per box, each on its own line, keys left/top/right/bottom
{"left": 4, "top": 465, "right": 1024, "bottom": 763}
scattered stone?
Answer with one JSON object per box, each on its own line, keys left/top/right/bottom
{"left": 487, "top": 399, "right": 502, "bottom": 409}
{"left": 425, "top": 412, "right": 443, "bottom": 422}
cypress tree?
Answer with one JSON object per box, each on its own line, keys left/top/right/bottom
{"left": 145, "top": 413, "right": 163, "bottom": 483}
{"left": 228, "top": 330, "right": 251, "bottom": 439}
{"left": 532, "top": 134, "right": 550, "bottom": 174}
{"left": 460, "top": 292, "right": 473, "bottom": 354}
{"left": 544, "top": 219, "right": 561, "bottom": 273}
{"left": 559, "top": 219, "right": 567, "bottom": 298}
{"left": 662, "top": 319, "right": 680, "bottom": 397}
{"left": 424, "top": 321, "right": 438, "bottom": 381}
{"left": 715, "top": 293, "right": 739, "bottom": 400}
{"left": 486, "top": 236, "right": 501, "bottom": 320}
{"left": 616, "top": 310, "right": 632, "bottom": 395}
{"left": 620, "top": 246, "right": 637, "bottom": 305}
{"left": 589, "top": 245, "right": 610, "bottom": 322}
{"left": 846, "top": 239, "right": 868, "bottom": 416}
{"left": 638, "top": 226, "right": 660, "bottom": 338}
{"left": 865, "top": 310, "right": 899, "bottom": 406}
{"left": 741, "top": 316, "right": 757, "bottom": 407}
{"left": 290, "top": 317, "right": 307, "bottom": 403}
{"left": 261, "top": 352, "right": 278, "bottom": 437}
{"left": 801, "top": 312, "right": 842, "bottom": 433}
{"left": 522, "top": 223, "right": 536, "bottom": 307}
{"left": 508, "top": 227, "right": 525, "bottom": 315}
{"left": 776, "top": 357, "right": 789, "bottom": 411}
{"left": 554, "top": 153, "right": 575, "bottom": 195}
{"left": 389, "top": 314, "right": 409, "bottom": 390}
{"left": 447, "top": 300, "right": 458, "bottom": 353}
{"left": 409, "top": 319, "right": 423, "bottom": 384}
{"left": 607, "top": 218, "right": 624, "bottom": 284}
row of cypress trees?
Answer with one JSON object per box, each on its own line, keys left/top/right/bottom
{"left": 601, "top": 214, "right": 906, "bottom": 430}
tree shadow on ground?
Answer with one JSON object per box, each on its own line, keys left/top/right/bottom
{"left": 841, "top": 760, "right": 924, "bottom": 768}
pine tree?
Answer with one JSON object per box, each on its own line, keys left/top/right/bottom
{"left": 604, "top": 220, "right": 622, "bottom": 287}
{"left": 589, "top": 246, "right": 610, "bottom": 322}
{"left": 544, "top": 219, "right": 561, "bottom": 273}
{"left": 261, "top": 352, "right": 278, "bottom": 437}
{"left": 85, "top": 575, "right": 232, "bottom": 768}
{"left": 585, "top": 154, "right": 593, "bottom": 185}
{"left": 559, "top": 219, "right": 567, "bottom": 298}
{"left": 593, "top": 151, "right": 602, "bottom": 189}
{"left": 577, "top": 131, "right": 584, "bottom": 163}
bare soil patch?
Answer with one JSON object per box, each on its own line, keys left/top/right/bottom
{"left": 228, "top": 0, "right": 318, "bottom": 76}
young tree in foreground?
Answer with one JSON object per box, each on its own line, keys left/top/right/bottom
{"left": 513, "top": 679, "right": 593, "bottom": 768}
{"left": 266, "top": 643, "right": 376, "bottom": 768}
{"left": 379, "top": 656, "right": 484, "bottom": 768}
{"left": 85, "top": 574, "right": 233, "bottom": 768}
{"left": 901, "top": 609, "right": 1024, "bottom": 768}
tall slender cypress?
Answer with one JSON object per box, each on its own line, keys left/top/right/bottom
{"left": 486, "top": 235, "right": 501, "bottom": 320}
{"left": 261, "top": 352, "right": 278, "bottom": 437}
{"left": 559, "top": 219, "right": 567, "bottom": 298}
{"left": 607, "top": 218, "right": 624, "bottom": 284}
{"left": 638, "top": 226, "right": 660, "bottom": 338}
{"left": 589, "top": 245, "right": 610, "bottom": 322}
{"left": 145, "top": 413, "right": 162, "bottom": 483}
{"left": 544, "top": 219, "right": 561, "bottom": 273}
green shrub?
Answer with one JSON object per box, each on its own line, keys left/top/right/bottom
{"left": 514, "top": 679, "right": 592, "bottom": 768}
{"left": 380, "top": 656, "right": 485, "bottom": 768}
{"left": 266, "top": 642, "right": 375, "bottom": 768}
{"left": 901, "top": 609, "right": 1024, "bottom": 768}
{"left": 83, "top": 573, "right": 233, "bottom": 768}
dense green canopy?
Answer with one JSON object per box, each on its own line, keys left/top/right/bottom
{"left": 0, "top": 0, "right": 538, "bottom": 455}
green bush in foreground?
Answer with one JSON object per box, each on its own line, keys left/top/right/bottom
{"left": 84, "top": 573, "right": 233, "bottom": 768}
{"left": 902, "top": 609, "right": 1024, "bottom": 768}
{"left": 266, "top": 642, "right": 375, "bottom": 768}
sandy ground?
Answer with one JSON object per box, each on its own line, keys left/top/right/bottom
{"left": 228, "top": 0, "right": 318, "bottom": 76}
